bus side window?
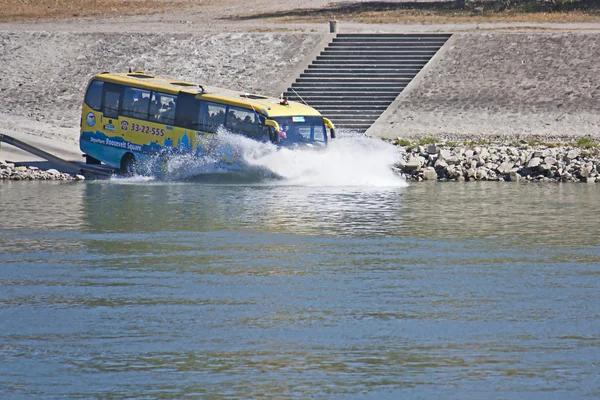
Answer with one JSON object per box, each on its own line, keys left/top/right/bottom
{"left": 200, "top": 102, "right": 226, "bottom": 133}
{"left": 149, "top": 92, "right": 177, "bottom": 126}
{"left": 122, "top": 87, "right": 151, "bottom": 120}
{"left": 103, "top": 90, "right": 121, "bottom": 119}
{"left": 85, "top": 80, "right": 103, "bottom": 111}
{"left": 225, "top": 106, "right": 261, "bottom": 139}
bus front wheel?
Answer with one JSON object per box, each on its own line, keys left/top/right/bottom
{"left": 119, "top": 153, "right": 136, "bottom": 176}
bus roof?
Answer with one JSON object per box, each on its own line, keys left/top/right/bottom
{"left": 93, "top": 72, "right": 322, "bottom": 119}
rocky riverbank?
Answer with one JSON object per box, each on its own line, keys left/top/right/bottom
{"left": 0, "top": 160, "right": 85, "bottom": 181}
{"left": 392, "top": 138, "right": 600, "bottom": 183}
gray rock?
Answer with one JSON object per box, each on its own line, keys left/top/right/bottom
{"left": 580, "top": 165, "right": 593, "bottom": 178}
{"left": 497, "top": 161, "right": 514, "bottom": 174}
{"left": 538, "top": 163, "right": 552, "bottom": 172}
{"left": 479, "top": 148, "right": 490, "bottom": 160}
{"left": 426, "top": 144, "right": 439, "bottom": 154}
{"left": 542, "top": 149, "right": 555, "bottom": 158}
{"left": 544, "top": 156, "right": 557, "bottom": 165}
{"left": 435, "top": 158, "right": 449, "bottom": 170}
{"left": 527, "top": 157, "right": 541, "bottom": 168}
{"left": 75, "top": 174, "right": 86, "bottom": 181}
{"left": 446, "top": 156, "right": 459, "bottom": 165}
{"left": 404, "top": 157, "right": 422, "bottom": 171}
{"left": 508, "top": 171, "right": 521, "bottom": 182}
{"left": 46, "top": 169, "right": 61, "bottom": 176}
{"left": 566, "top": 150, "right": 580, "bottom": 160}
{"left": 422, "top": 167, "right": 438, "bottom": 181}
{"left": 475, "top": 168, "right": 488, "bottom": 180}
{"left": 439, "top": 149, "right": 452, "bottom": 160}
{"left": 465, "top": 149, "right": 474, "bottom": 158}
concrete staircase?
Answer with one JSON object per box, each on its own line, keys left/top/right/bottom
{"left": 283, "top": 33, "right": 451, "bottom": 132}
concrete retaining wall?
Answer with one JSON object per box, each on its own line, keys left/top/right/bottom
{"left": 368, "top": 32, "right": 600, "bottom": 141}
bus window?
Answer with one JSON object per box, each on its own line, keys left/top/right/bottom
{"left": 149, "top": 92, "right": 177, "bottom": 126}
{"left": 225, "top": 106, "right": 261, "bottom": 139}
{"left": 85, "top": 80, "right": 103, "bottom": 111}
{"left": 200, "top": 102, "right": 226, "bottom": 133}
{"left": 122, "top": 87, "right": 151, "bottom": 120}
{"left": 103, "top": 88, "right": 121, "bottom": 119}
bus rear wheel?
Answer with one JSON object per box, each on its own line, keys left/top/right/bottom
{"left": 119, "top": 153, "right": 136, "bottom": 176}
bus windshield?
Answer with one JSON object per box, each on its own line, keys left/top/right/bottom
{"left": 273, "top": 116, "right": 327, "bottom": 146}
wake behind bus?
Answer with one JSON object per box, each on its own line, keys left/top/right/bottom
{"left": 79, "top": 71, "right": 336, "bottom": 175}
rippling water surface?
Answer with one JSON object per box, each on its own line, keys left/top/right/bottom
{"left": 1, "top": 163, "right": 599, "bottom": 398}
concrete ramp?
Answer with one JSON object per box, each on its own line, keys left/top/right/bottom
{"left": 284, "top": 33, "right": 451, "bottom": 132}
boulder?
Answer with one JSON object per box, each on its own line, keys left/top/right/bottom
{"left": 426, "top": 144, "right": 439, "bottom": 154}
{"left": 497, "top": 161, "right": 514, "bottom": 174}
{"left": 565, "top": 150, "right": 580, "bottom": 160}
{"left": 403, "top": 157, "right": 422, "bottom": 171}
{"left": 439, "top": 149, "right": 452, "bottom": 160}
{"left": 422, "top": 167, "right": 438, "bottom": 181}
{"left": 527, "top": 157, "right": 541, "bottom": 168}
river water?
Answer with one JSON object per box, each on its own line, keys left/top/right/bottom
{"left": 1, "top": 136, "right": 599, "bottom": 399}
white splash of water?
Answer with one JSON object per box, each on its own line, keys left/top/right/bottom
{"left": 244, "top": 130, "right": 407, "bottom": 187}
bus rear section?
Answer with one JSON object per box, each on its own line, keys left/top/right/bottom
{"left": 79, "top": 77, "right": 192, "bottom": 173}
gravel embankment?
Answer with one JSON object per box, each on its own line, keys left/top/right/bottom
{"left": 0, "top": 159, "right": 85, "bottom": 180}
{"left": 394, "top": 141, "right": 600, "bottom": 183}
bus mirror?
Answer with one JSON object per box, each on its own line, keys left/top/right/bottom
{"left": 323, "top": 118, "right": 336, "bottom": 139}
{"left": 265, "top": 119, "right": 280, "bottom": 132}
{"left": 265, "top": 120, "right": 281, "bottom": 143}
{"left": 271, "top": 127, "right": 280, "bottom": 144}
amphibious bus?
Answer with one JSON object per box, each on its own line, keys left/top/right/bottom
{"left": 80, "top": 71, "right": 336, "bottom": 174}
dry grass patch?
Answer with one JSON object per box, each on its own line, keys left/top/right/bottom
{"left": 0, "top": 0, "right": 192, "bottom": 22}
{"left": 228, "top": 1, "right": 600, "bottom": 24}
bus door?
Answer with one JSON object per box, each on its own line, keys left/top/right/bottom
{"left": 100, "top": 83, "right": 126, "bottom": 142}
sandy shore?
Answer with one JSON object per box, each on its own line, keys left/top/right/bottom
{"left": 1, "top": 1, "right": 600, "bottom": 164}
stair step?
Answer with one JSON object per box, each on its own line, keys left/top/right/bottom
{"left": 336, "top": 33, "right": 451, "bottom": 38}
{"left": 322, "top": 50, "right": 439, "bottom": 56}
{"left": 305, "top": 101, "right": 394, "bottom": 106}
{"left": 286, "top": 96, "right": 398, "bottom": 102}
{"left": 322, "top": 114, "right": 380, "bottom": 120}
{"left": 317, "top": 55, "right": 431, "bottom": 61}
{"left": 286, "top": 87, "right": 404, "bottom": 93}
{"left": 296, "top": 77, "right": 412, "bottom": 86}
{"left": 300, "top": 72, "right": 416, "bottom": 78}
{"left": 311, "top": 60, "right": 427, "bottom": 66}
{"left": 305, "top": 67, "right": 419, "bottom": 72}
{"left": 291, "top": 81, "right": 406, "bottom": 87}
{"left": 327, "top": 44, "right": 444, "bottom": 49}
{"left": 316, "top": 105, "right": 389, "bottom": 111}
{"left": 331, "top": 39, "right": 447, "bottom": 46}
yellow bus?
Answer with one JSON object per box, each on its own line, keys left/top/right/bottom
{"left": 80, "top": 71, "right": 336, "bottom": 174}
